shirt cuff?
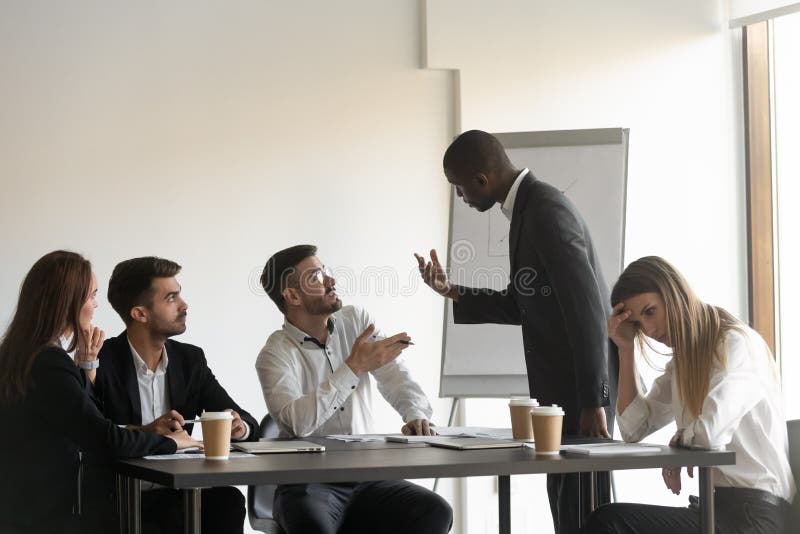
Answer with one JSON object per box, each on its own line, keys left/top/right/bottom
{"left": 330, "top": 363, "right": 360, "bottom": 396}
{"left": 235, "top": 421, "right": 252, "bottom": 441}
{"left": 404, "top": 410, "right": 430, "bottom": 423}
{"left": 681, "top": 423, "right": 710, "bottom": 449}
{"left": 617, "top": 394, "right": 649, "bottom": 440}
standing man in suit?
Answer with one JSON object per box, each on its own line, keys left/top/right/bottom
{"left": 95, "top": 256, "right": 259, "bottom": 534}
{"left": 415, "top": 130, "right": 618, "bottom": 534}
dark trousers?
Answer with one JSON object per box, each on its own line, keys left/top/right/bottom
{"left": 583, "top": 488, "right": 787, "bottom": 534}
{"left": 274, "top": 480, "right": 453, "bottom": 534}
{"left": 141, "top": 486, "right": 245, "bottom": 534}
{"left": 548, "top": 471, "right": 612, "bottom": 534}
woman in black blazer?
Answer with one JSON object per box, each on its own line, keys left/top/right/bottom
{"left": 0, "top": 251, "right": 197, "bottom": 534}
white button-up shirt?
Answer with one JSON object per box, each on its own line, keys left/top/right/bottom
{"left": 128, "top": 340, "right": 170, "bottom": 427}
{"left": 255, "top": 305, "right": 433, "bottom": 438}
{"left": 500, "top": 168, "right": 530, "bottom": 221}
{"left": 618, "top": 326, "right": 796, "bottom": 502}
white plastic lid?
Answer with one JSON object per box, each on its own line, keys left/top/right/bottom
{"left": 532, "top": 404, "right": 565, "bottom": 416}
{"left": 509, "top": 397, "right": 539, "bottom": 407}
{"left": 199, "top": 410, "right": 233, "bottom": 421}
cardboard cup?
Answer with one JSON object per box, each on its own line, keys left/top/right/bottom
{"left": 200, "top": 411, "right": 233, "bottom": 460}
{"left": 532, "top": 405, "right": 564, "bottom": 455}
{"left": 508, "top": 398, "right": 539, "bottom": 441}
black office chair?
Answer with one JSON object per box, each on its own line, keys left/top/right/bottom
{"left": 247, "top": 414, "right": 285, "bottom": 534}
{"left": 788, "top": 419, "right": 800, "bottom": 527}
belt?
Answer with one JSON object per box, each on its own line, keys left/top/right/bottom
{"left": 713, "top": 487, "right": 790, "bottom": 510}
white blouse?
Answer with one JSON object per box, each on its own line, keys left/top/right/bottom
{"left": 618, "top": 326, "right": 796, "bottom": 502}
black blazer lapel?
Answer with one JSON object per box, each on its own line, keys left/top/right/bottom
{"left": 165, "top": 340, "right": 187, "bottom": 415}
{"left": 117, "top": 333, "right": 143, "bottom": 426}
{"left": 508, "top": 172, "right": 534, "bottom": 272}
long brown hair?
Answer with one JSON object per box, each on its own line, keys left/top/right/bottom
{"left": 610, "top": 256, "right": 741, "bottom": 418}
{"left": 0, "top": 251, "right": 92, "bottom": 403}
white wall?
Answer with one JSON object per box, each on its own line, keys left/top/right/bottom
{"left": 424, "top": 1, "right": 745, "bottom": 532}
{"left": 0, "top": 2, "right": 458, "bottom": 532}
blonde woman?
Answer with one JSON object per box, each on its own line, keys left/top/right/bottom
{"left": 585, "top": 256, "right": 794, "bottom": 534}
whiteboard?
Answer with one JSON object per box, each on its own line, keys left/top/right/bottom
{"left": 440, "top": 128, "right": 629, "bottom": 398}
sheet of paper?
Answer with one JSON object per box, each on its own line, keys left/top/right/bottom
{"left": 324, "top": 434, "right": 386, "bottom": 442}
{"left": 385, "top": 435, "right": 455, "bottom": 443}
{"left": 327, "top": 428, "right": 512, "bottom": 443}
{"left": 144, "top": 451, "right": 256, "bottom": 460}
{"left": 434, "top": 426, "right": 514, "bottom": 439}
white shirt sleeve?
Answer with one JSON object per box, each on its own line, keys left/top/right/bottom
{"left": 617, "top": 359, "right": 675, "bottom": 443}
{"left": 255, "top": 348, "right": 359, "bottom": 437}
{"left": 372, "top": 359, "right": 433, "bottom": 423}
{"left": 357, "top": 308, "right": 433, "bottom": 423}
{"left": 681, "top": 331, "right": 766, "bottom": 449}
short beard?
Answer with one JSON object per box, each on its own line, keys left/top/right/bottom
{"left": 161, "top": 323, "right": 187, "bottom": 338}
{"left": 307, "top": 297, "right": 342, "bottom": 316}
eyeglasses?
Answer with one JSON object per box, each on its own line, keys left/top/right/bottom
{"left": 308, "top": 266, "right": 334, "bottom": 285}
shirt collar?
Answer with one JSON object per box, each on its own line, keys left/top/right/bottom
{"left": 501, "top": 168, "right": 530, "bottom": 221}
{"left": 127, "top": 338, "right": 169, "bottom": 375}
{"left": 283, "top": 316, "right": 336, "bottom": 348}
{"left": 59, "top": 334, "right": 73, "bottom": 353}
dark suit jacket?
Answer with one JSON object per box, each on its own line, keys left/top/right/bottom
{"left": 0, "top": 347, "right": 175, "bottom": 534}
{"left": 453, "top": 173, "right": 619, "bottom": 433}
{"left": 95, "top": 332, "right": 258, "bottom": 439}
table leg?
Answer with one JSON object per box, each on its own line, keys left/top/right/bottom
{"left": 184, "top": 488, "right": 202, "bottom": 534}
{"left": 498, "top": 475, "right": 510, "bottom": 534}
{"left": 126, "top": 476, "right": 141, "bottom": 534}
{"left": 699, "top": 467, "right": 714, "bottom": 534}
{"left": 117, "top": 474, "right": 127, "bottom": 534}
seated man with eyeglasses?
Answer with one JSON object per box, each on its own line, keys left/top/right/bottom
{"left": 255, "top": 244, "right": 453, "bottom": 534}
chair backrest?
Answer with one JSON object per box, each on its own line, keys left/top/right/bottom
{"left": 247, "top": 414, "right": 283, "bottom": 534}
{"left": 788, "top": 419, "right": 800, "bottom": 525}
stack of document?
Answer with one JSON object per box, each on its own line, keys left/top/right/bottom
{"left": 326, "top": 427, "right": 513, "bottom": 443}
{"left": 385, "top": 427, "right": 516, "bottom": 448}
{"left": 560, "top": 443, "right": 663, "bottom": 455}
{"left": 434, "top": 426, "right": 514, "bottom": 439}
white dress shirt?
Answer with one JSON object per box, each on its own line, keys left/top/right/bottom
{"left": 255, "top": 305, "right": 433, "bottom": 437}
{"left": 618, "top": 326, "right": 796, "bottom": 502}
{"left": 59, "top": 334, "right": 75, "bottom": 356}
{"left": 128, "top": 340, "right": 170, "bottom": 427}
{"left": 128, "top": 341, "right": 170, "bottom": 491}
{"left": 500, "top": 168, "right": 530, "bottom": 221}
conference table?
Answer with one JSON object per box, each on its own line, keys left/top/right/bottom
{"left": 114, "top": 437, "right": 735, "bottom": 534}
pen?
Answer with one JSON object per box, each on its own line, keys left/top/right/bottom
{"left": 371, "top": 335, "right": 414, "bottom": 345}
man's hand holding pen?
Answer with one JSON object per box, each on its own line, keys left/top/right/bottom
{"left": 345, "top": 324, "right": 412, "bottom": 377}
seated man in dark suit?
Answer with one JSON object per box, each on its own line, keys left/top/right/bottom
{"left": 95, "top": 256, "right": 259, "bottom": 534}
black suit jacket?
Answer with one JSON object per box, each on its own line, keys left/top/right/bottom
{"left": 95, "top": 333, "right": 258, "bottom": 439}
{"left": 453, "top": 173, "right": 619, "bottom": 433}
{"left": 0, "top": 347, "right": 175, "bottom": 533}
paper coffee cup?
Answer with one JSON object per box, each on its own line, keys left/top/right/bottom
{"left": 508, "top": 397, "right": 539, "bottom": 442}
{"left": 531, "top": 405, "right": 564, "bottom": 455}
{"left": 200, "top": 411, "right": 233, "bottom": 460}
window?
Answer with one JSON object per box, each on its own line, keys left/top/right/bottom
{"left": 743, "top": 12, "right": 800, "bottom": 418}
